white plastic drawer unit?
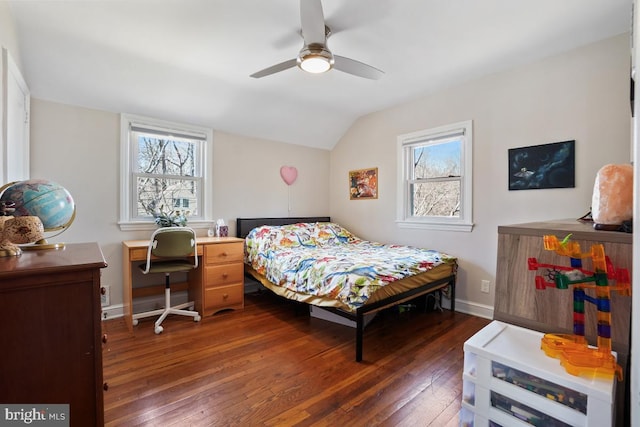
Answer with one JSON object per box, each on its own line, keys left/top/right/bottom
{"left": 460, "top": 321, "right": 616, "bottom": 427}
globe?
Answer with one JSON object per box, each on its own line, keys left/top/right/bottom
{"left": 0, "top": 179, "right": 75, "bottom": 249}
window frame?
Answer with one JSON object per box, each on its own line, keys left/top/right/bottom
{"left": 119, "top": 114, "right": 213, "bottom": 231}
{"left": 396, "top": 120, "right": 474, "bottom": 232}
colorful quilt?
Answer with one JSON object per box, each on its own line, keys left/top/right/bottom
{"left": 244, "top": 222, "right": 456, "bottom": 311}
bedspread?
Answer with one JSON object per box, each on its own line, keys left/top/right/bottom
{"left": 244, "top": 222, "right": 456, "bottom": 311}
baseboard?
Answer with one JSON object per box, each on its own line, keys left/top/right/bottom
{"left": 453, "top": 298, "right": 494, "bottom": 319}
{"left": 101, "top": 293, "right": 494, "bottom": 322}
{"left": 101, "top": 304, "right": 124, "bottom": 320}
{"left": 100, "top": 290, "right": 190, "bottom": 321}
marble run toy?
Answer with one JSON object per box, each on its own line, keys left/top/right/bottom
{"left": 527, "top": 234, "right": 631, "bottom": 380}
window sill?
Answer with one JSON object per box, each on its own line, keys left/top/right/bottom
{"left": 118, "top": 220, "right": 212, "bottom": 232}
{"left": 396, "top": 220, "right": 474, "bottom": 232}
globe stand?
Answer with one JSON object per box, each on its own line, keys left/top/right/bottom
{"left": 21, "top": 239, "right": 66, "bottom": 251}
{"left": 20, "top": 240, "right": 64, "bottom": 251}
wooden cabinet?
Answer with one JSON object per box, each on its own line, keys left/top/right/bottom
{"left": 461, "top": 321, "right": 616, "bottom": 426}
{"left": 0, "top": 243, "right": 108, "bottom": 426}
{"left": 494, "top": 219, "right": 631, "bottom": 356}
{"left": 193, "top": 239, "right": 244, "bottom": 316}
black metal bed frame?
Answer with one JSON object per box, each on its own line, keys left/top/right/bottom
{"left": 236, "top": 217, "right": 456, "bottom": 362}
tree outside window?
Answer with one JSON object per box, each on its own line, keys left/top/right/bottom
{"left": 410, "top": 140, "right": 461, "bottom": 217}
{"left": 134, "top": 134, "right": 200, "bottom": 219}
{"left": 397, "top": 120, "right": 473, "bottom": 232}
{"left": 119, "top": 114, "right": 210, "bottom": 230}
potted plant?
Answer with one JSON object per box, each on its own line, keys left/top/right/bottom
{"left": 153, "top": 208, "right": 189, "bottom": 227}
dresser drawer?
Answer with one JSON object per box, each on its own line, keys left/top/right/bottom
{"left": 204, "top": 284, "right": 244, "bottom": 312}
{"left": 204, "top": 242, "right": 243, "bottom": 265}
{"left": 204, "top": 263, "right": 244, "bottom": 287}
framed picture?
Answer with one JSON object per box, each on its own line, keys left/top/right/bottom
{"left": 508, "top": 140, "right": 575, "bottom": 190}
{"left": 349, "top": 167, "right": 378, "bottom": 199}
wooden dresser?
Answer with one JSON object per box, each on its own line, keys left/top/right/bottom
{"left": 0, "top": 242, "right": 108, "bottom": 426}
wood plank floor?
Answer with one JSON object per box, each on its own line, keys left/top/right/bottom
{"left": 103, "top": 291, "right": 490, "bottom": 426}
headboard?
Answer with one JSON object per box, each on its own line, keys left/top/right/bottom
{"left": 236, "top": 217, "right": 331, "bottom": 238}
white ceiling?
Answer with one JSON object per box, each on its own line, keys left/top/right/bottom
{"left": 7, "top": 0, "right": 632, "bottom": 150}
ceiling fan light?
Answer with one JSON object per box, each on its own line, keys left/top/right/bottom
{"left": 300, "top": 55, "right": 332, "bottom": 73}
{"left": 297, "top": 45, "right": 334, "bottom": 74}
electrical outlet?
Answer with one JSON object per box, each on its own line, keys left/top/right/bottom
{"left": 481, "top": 280, "right": 491, "bottom": 293}
{"left": 101, "top": 285, "right": 111, "bottom": 306}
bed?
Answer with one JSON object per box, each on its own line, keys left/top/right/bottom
{"left": 236, "top": 217, "right": 457, "bottom": 362}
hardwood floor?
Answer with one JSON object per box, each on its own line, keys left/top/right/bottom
{"left": 103, "top": 291, "right": 490, "bottom": 426}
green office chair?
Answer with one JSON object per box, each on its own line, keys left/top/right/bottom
{"left": 133, "top": 227, "right": 201, "bottom": 334}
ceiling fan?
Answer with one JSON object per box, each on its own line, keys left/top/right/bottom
{"left": 250, "top": 0, "right": 384, "bottom": 80}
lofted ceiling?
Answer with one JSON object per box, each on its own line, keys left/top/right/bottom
{"left": 6, "top": 0, "right": 632, "bottom": 150}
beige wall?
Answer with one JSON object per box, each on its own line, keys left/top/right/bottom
{"left": 29, "top": 99, "right": 330, "bottom": 309}
{"left": 330, "top": 34, "right": 632, "bottom": 316}
{"left": 0, "top": 2, "right": 21, "bottom": 68}
{"left": 4, "top": 0, "right": 631, "bottom": 318}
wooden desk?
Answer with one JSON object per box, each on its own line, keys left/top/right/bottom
{"left": 0, "top": 242, "right": 107, "bottom": 426}
{"left": 122, "top": 236, "right": 244, "bottom": 331}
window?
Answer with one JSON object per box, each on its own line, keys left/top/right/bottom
{"left": 174, "top": 198, "right": 190, "bottom": 208}
{"left": 119, "top": 114, "right": 212, "bottom": 230}
{"left": 397, "top": 120, "right": 473, "bottom": 232}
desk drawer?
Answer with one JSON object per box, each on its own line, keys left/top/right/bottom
{"left": 130, "top": 245, "right": 203, "bottom": 262}
{"left": 204, "top": 263, "right": 243, "bottom": 286}
{"left": 204, "top": 243, "right": 243, "bottom": 265}
{"left": 204, "top": 284, "right": 243, "bottom": 312}
{"left": 130, "top": 248, "right": 149, "bottom": 262}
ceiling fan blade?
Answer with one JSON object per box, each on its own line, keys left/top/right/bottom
{"left": 333, "top": 55, "right": 384, "bottom": 80}
{"left": 250, "top": 58, "right": 298, "bottom": 78}
{"left": 300, "top": 0, "right": 326, "bottom": 45}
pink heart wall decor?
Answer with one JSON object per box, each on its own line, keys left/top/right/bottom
{"left": 280, "top": 166, "right": 298, "bottom": 185}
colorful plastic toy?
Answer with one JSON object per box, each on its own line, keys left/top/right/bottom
{"left": 527, "top": 234, "right": 631, "bottom": 380}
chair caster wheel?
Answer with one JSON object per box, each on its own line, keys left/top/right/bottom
{"left": 194, "top": 315, "right": 201, "bottom": 322}
{"left": 132, "top": 319, "right": 138, "bottom": 326}
{"left": 154, "top": 325, "right": 163, "bottom": 334}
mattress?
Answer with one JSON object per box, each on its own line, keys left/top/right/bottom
{"left": 244, "top": 222, "right": 457, "bottom": 313}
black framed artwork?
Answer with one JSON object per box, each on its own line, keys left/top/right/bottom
{"left": 508, "top": 140, "right": 575, "bottom": 190}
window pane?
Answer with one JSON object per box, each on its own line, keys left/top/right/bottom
{"left": 136, "top": 177, "right": 198, "bottom": 217}
{"left": 411, "top": 181, "right": 460, "bottom": 217}
{"left": 136, "top": 135, "right": 197, "bottom": 177}
{"left": 413, "top": 140, "right": 461, "bottom": 179}
{"left": 173, "top": 198, "right": 189, "bottom": 208}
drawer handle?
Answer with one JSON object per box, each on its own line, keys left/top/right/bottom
{"left": 102, "top": 334, "right": 108, "bottom": 344}
{"left": 103, "top": 382, "right": 109, "bottom": 391}
{"left": 221, "top": 252, "right": 228, "bottom": 257}
{"left": 223, "top": 293, "right": 228, "bottom": 299}
{"left": 222, "top": 273, "right": 228, "bottom": 279}
{"left": 100, "top": 287, "right": 106, "bottom": 295}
